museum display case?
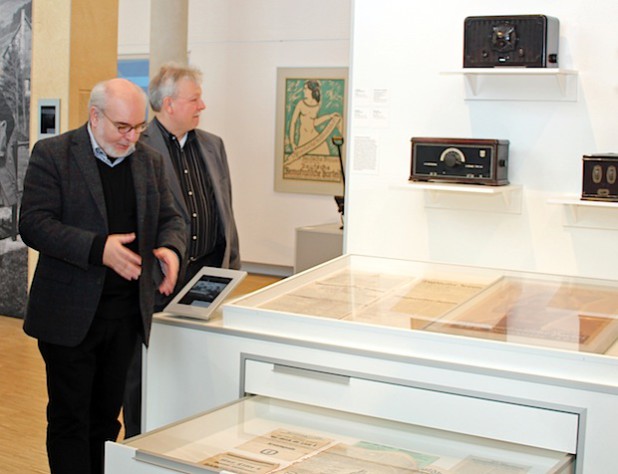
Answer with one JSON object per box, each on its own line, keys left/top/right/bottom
{"left": 107, "top": 373, "right": 574, "bottom": 473}
{"left": 223, "top": 254, "right": 618, "bottom": 359}
{"left": 129, "top": 255, "right": 618, "bottom": 473}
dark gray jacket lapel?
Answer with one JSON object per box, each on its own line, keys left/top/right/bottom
{"left": 141, "top": 124, "right": 188, "bottom": 221}
{"left": 71, "top": 126, "right": 107, "bottom": 226}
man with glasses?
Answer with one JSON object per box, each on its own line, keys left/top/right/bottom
{"left": 19, "top": 78, "right": 186, "bottom": 474}
{"left": 122, "top": 63, "right": 241, "bottom": 437}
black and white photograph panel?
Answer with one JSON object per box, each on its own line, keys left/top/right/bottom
{"left": 0, "top": 0, "right": 31, "bottom": 318}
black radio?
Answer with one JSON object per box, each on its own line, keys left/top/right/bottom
{"left": 410, "top": 137, "right": 509, "bottom": 186}
{"left": 464, "top": 15, "right": 559, "bottom": 68}
{"left": 582, "top": 154, "right": 618, "bottom": 202}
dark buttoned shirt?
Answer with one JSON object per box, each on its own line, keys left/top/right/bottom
{"left": 155, "top": 118, "right": 220, "bottom": 261}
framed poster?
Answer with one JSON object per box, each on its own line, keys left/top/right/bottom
{"left": 274, "top": 67, "right": 347, "bottom": 195}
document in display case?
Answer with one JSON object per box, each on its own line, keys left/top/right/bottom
{"left": 109, "top": 395, "right": 573, "bottom": 473}
{"left": 224, "top": 255, "right": 618, "bottom": 356}
{"left": 423, "top": 277, "right": 618, "bottom": 353}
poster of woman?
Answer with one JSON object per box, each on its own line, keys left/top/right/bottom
{"left": 275, "top": 67, "right": 347, "bottom": 195}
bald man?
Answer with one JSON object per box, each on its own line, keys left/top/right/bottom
{"left": 19, "top": 78, "right": 186, "bottom": 474}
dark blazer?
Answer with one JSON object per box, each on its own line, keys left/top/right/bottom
{"left": 140, "top": 121, "right": 240, "bottom": 270}
{"left": 19, "top": 124, "right": 186, "bottom": 347}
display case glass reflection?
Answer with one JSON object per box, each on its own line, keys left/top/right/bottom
{"left": 423, "top": 278, "right": 618, "bottom": 353}
{"left": 127, "top": 396, "right": 573, "bottom": 473}
{"left": 251, "top": 259, "right": 618, "bottom": 355}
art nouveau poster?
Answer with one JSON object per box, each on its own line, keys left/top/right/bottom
{"left": 274, "top": 67, "right": 347, "bottom": 195}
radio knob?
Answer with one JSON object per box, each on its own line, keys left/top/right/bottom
{"left": 442, "top": 149, "right": 464, "bottom": 167}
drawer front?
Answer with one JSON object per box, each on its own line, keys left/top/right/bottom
{"left": 243, "top": 358, "right": 579, "bottom": 454}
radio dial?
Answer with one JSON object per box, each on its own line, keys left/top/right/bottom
{"left": 440, "top": 147, "right": 465, "bottom": 168}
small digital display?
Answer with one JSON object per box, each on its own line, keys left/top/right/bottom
{"left": 40, "top": 105, "right": 57, "bottom": 134}
{"left": 179, "top": 275, "right": 233, "bottom": 308}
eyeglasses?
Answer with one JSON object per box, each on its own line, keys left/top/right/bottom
{"left": 98, "top": 108, "right": 148, "bottom": 135}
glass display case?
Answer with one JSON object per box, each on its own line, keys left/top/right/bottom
{"left": 223, "top": 255, "right": 618, "bottom": 357}
{"left": 110, "top": 394, "right": 573, "bottom": 473}
{"left": 131, "top": 255, "right": 618, "bottom": 473}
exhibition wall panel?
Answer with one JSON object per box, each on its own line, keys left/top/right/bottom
{"left": 346, "top": 0, "right": 618, "bottom": 280}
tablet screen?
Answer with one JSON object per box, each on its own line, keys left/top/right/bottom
{"left": 164, "top": 266, "right": 247, "bottom": 320}
{"left": 179, "top": 275, "right": 233, "bottom": 308}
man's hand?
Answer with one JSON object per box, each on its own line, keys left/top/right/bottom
{"left": 102, "top": 233, "right": 142, "bottom": 280}
{"left": 153, "top": 247, "right": 179, "bottom": 296}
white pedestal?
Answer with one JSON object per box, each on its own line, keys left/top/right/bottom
{"left": 294, "top": 222, "right": 343, "bottom": 273}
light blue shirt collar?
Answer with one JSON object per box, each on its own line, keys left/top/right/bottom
{"left": 87, "top": 122, "right": 129, "bottom": 167}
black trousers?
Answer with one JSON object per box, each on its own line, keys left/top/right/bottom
{"left": 123, "top": 246, "right": 224, "bottom": 437}
{"left": 39, "top": 315, "right": 140, "bottom": 474}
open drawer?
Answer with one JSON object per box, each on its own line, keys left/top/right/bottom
{"left": 107, "top": 357, "right": 576, "bottom": 473}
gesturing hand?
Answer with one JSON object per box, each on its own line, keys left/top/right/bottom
{"left": 102, "top": 233, "right": 142, "bottom": 280}
{"left": 153, "top": 247, "right": 180, "bottom": 296}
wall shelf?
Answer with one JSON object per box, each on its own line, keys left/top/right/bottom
{"left": 441, "top": 68, "right": 578, "bottom": 101}
{"left": 397, "top": 182, "right": 523, "bottom": 214}
{"left": 548, "top": 195, "right": 618, "bottom": 229}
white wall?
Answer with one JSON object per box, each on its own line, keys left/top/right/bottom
{"left": 118, "top": 0, "right": 351, "bottom": 272}
{"left": 345, "top": 0, "right": 618, "bottom": 280}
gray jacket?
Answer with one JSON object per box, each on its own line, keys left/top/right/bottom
{"left": 140, "top": 121, "right": 240, "bottom": 270}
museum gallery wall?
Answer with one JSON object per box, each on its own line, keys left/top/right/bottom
{"left": 0, "top": 0, "right": 31, "bottom": 318}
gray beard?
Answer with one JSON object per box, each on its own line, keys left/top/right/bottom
{"left": 107, "top": 143, "right": 136, "bottom": 159}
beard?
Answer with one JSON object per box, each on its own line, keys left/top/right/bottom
{"left": 102, "top": 141, "right": 136, "bottom": 159}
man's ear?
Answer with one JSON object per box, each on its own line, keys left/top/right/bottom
{"left": 89, "top": 107, "right": 100, "bottom": 127}
{"left": 163, "top": 97, "right": 174, "bottom": 114}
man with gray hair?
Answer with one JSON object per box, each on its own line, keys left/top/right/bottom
{"left": 123, "top": 63, "right": 240, "bottom": 436}
{"left": 20, "top": 77, "right": 186, "bottom": 474}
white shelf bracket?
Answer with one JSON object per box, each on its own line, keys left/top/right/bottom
{"left": 555, "top": 73, "right": 568, "bottom": 96}
{"left": 464, "top": 74, "right": 479, "bottom": 96}
{"left": 442, "top": 69, "right": 578, "bottom": 102}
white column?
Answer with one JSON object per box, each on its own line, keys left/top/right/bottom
{"left": 149, "top": 0, "right": 188, "bottom": 77}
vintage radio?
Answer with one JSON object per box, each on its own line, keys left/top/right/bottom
{"left": 410, "top": 137, "right": 509, "bottom": 186}
{"left": 582, "top": 154, "right": 618, "bottom": 201}
{"left": 464, "top": 15, "right": 559, "bottom": 68}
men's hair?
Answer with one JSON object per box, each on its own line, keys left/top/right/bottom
{"left": 88, "top": 78, "right": 147, "bottom": 111}
{"left": 89, "top": 81, "right": 109, "bottom": 111}
{"left": 149, "top": 63, "right": 203, "bottom": 112}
